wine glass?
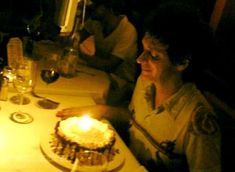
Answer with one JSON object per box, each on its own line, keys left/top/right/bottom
{"left": 10, "top": 62, "right": 34, "bottom": 124}
{"left": 9, "top": 60, "right": 37, "bottom": 105}
{"left": 37, "top": 55, "right": 60, "bottom": 109}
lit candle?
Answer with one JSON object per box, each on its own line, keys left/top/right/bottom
{"left": 78, "top": 115, "right": 93, "bottom": 131}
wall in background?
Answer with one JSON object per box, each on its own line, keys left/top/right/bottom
{"left": 208, "top": 0, "right": 235, "bottom": 108}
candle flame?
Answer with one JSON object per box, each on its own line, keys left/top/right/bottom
{"left": 78, "top": 115, "right": 93, "bottom": 131}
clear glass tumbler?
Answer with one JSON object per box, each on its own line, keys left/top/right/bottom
{"left": 71, "top": 150, "right": 108, "bottom": 172}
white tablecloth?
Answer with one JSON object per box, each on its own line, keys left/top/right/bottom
{"left": 33, "top": 64, "right": 110, "bottom": 104}
{"left": 0, "top": 92, "right": 143, "bottom": 172}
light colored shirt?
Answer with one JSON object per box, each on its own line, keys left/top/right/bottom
{"left": 128, "top": 76, "right": 221, "bottom": 172}
{"left": 84, "top": 16, "right": 138, "bottom": 83}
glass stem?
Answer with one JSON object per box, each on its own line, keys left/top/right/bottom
{"left": 18, "top": 93, "right": 24, "bottom": 112}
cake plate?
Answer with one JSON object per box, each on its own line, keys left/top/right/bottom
{"left": 40, "top": 133, "right": 125, "bottom": 171}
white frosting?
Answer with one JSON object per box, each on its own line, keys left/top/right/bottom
{"left": 58, "top": 116, "right": 115, "bottom": 149}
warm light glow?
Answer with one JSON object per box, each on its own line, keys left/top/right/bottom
{"left": 78, "top": 115, "right": 93, "bottom": 131}
{"left": 0, "top": 131, "right": 7, "bottom": 150}
{"left": 5, "top": 73, "right": 14, "bottom": 82}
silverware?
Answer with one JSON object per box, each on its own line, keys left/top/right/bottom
{"left": 31, "top": 91, "right": 60, "bottom": 105}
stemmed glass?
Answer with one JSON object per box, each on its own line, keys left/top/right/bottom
{"left": 9, "top": 60, "right": 37, "bottom": 105}
{"left": 71, "top": 150, "right": 108, "bottom": 172}
{"left": 10, "top": 62, "right": 34, "bottom": 124}
{"left": 37, "top": 55, "right": 60, "bottom": 109}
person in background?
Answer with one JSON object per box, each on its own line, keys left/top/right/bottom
{"left": 56, "top": 2, "right": 221, "bottom": 171}
{"left": 77, "top": 0, "right": 138, "bottom": 106}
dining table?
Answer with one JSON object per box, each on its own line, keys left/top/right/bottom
{"left": 0, "top": 91, "right": 146, "bottom": 171}
{"left": 33, "top": 64, "right": 111, "bottom": 105}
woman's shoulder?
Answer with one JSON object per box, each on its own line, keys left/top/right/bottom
{"left": 180, "top": 83, "right": 220, "bottom": 136}
{"left": 188, "top": 100, "right": 220, "bottom": 136}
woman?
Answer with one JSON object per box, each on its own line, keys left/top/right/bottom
{"left": 56, "top": 2, "right": 221, "bottom": 171}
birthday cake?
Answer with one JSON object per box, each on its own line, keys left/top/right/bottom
{"left": 52, "top": 116, "right": 116, "bottom": 162}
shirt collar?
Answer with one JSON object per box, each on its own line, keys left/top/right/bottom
{"left": 154, "top": 83, "right": 198, "bottom": 119}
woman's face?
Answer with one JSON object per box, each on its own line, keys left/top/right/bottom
{"left": 137, "top": 34, "right": 179, "bottom": 83}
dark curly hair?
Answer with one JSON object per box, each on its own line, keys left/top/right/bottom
{"left": 143, "top": 2, "right": 214, "bottom": 82}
